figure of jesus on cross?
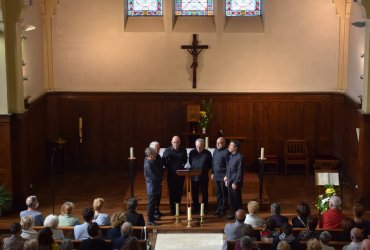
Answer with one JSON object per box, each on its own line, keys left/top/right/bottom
{"left": 181, "top": 34, "right": 209, "bottom": 89}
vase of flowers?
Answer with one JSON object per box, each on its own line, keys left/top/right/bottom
{"left": 315, "top": 184, "right": 337, "bottom": 214}
{"left": 198, "top": 99, "right": 213, "bottom": 133}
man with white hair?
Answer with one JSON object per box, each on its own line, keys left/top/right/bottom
{"left": 361, "top": 239, "right": 370, "bottom": 250}
{"left": 343, "top": 227, "right": 363, "bottom": 250}
{"left": 19, "top": 196, "right": 44, "bottom": 226}
{"left": 319, "top": 195, "right": 346, "bottom": 229}
{"left": 149, "top": 141, "right": 164, "bottom": 218}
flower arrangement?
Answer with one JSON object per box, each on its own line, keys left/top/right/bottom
{"left": 315, "top": 184, "right": 338, "bottom": 214}
{"left": 198, "top": 99, "right": 213, "bottom": 129}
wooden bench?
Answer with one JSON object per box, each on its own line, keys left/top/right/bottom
{"left": 54, "top": 239, "right": 147, "bottom": 250}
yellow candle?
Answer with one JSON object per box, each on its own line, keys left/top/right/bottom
{"left": 187, "top": 207, "right": 191, "bottom": 220}
{"left": 205, "top": 137, "right": 209, "bottom": 149}
{"left": 130, "top": 147, "right": 134, "bottom": 158}
{"left": 200, "top": 203, "right": 204, "bottom": 216}
{"left": 176, "top": 203, "right": 179, "bottom": 216}
{"left": 260, "top": 147, "right": 264, "bottom": 159}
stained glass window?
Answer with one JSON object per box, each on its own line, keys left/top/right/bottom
{"left": 226, "top": 0, "right": 261, "bottom": 16}
{"left": 175, "top": 0, "right": 214, "bottom": 16}
{"left": 127, "top": 0, "right": 162, "bottom": 16}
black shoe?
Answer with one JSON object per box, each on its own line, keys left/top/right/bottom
{"left": 156, "top": 211, "right": 164, "bottom": 216}
{"left": 147, "top": 221, "right": 158, "bottom": 226}
{"left": 227, "top": 215, "right": 235, "bottom": 220}
{"left": 213, "top": 209, "right": 220, "bottom": 216}
{"left": 218, "top": 211, "right": 225, "bottom": 217}
{"left": 154, "top": 213, "right": 161, "bottom": 220}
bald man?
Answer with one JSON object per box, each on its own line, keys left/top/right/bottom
{"left": 361, "top": 239, "right": 370, "bottom": 250}
{"left": 343, "top": 227, "right": 363, "bottom": 250}
{"left": 222, "top": 209, "right": 248, "bottom": 250}
{"left": 162, "top": 136, "right": 188, "bottom": 215}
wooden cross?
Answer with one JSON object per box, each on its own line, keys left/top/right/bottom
{"left": 181, "top": 34, "right": 209, "bottom": 89}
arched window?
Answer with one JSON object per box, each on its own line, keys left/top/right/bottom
{"left": 226, "top": 0, "right": 261, "bottom": 16}
{"left": 175, "top": 0, "right": 214, "bottom": 16}
{"left": 127, "top": 0, "right": 163, "bottom": 16}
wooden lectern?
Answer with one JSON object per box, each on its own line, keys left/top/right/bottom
{"left": 176, "top": 169, "right": 201, "bottom": 208}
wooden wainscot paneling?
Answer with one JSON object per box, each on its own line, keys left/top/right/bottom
{"left": 358, "top": 111, "right": 370, "bottom": 208}
{"left": 0, "top": 115, "right": 13, "bottom": 191}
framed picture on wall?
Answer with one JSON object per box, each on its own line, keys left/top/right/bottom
{"left": 187, "top": 105, "right": 200, "bottom": 122}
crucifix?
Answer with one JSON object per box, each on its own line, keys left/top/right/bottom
{"left": 181, "top": 34, "right": 209, "bottom": 89}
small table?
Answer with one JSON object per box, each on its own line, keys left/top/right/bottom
{"left": 176, "top": 169, "right": 201, "bottom": 208}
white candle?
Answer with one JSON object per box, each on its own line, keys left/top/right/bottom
{"left": 260, "top": 147, "right": 264, "bottom": 159}
{"left": 205, "top": 137, "right": 209, "bottom": 149}
{"left": 78, "top": 117, "right": 83, "bottom": 137}
{"left": 187, "top": 207, "right": 191, "bottom": 220}
{"left": 176, "top": 203, "right": 179, "bottom": 216}
{"left": 130, "top": 147, "right": 134, "bottom": 158}
{"left": 200, "top": 203, "right": 204, "bottom": 216}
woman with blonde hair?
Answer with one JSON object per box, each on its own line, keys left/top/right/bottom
{"left": 307, "top": 238, "right": 323, "bottom": 250}
{"left": 244, "top": 201, "right": 264, "bottom": 227}
{"left": 20, "top": 215, "right": 38, "bottom": 240}
{"left": 277, "top": 241, "right": 291, "bottom": 250}
{"left": 107, "top": 212, "right": 126, "bottom": 239}
{"left": 58, "top": 201, "right": 80, "bottom": 226}
{"left": 92, "top": 197, "right": 111, "bottom": 226}
{"left": 44, "top": 214, "right": 64, "bottom": 240}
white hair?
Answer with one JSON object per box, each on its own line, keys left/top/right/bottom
{"left": 195, "top": 138, "right": 205, "bottom": 145}
{"left": 26, "top": 196, "right": 39, "bottom": 209}
{"left": 149, "top": 141, "right": 160, "bottom": 148}
{"left": 44, "top": 214, "right": 59, "bottom": 228}
{"left": 329, "top": 196, "right": 342, "bottom": 209}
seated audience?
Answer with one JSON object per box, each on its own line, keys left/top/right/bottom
{"left": 277, "top": 241, "right": 291, "bottom": 250}
{"left": 19, "top": 195, "right": 44, "bottom": 226}
{"left": 272, "top": 223, "right": 301, "bottom": 250}
{"left": 223, "top": 209, "right": 248, "bottom": 250}
{"left": 92, "top": 197, "right": 111, "bottom": 226}
{"left": 23, "top": 239, "right": 38, "bottom": 250}
{"left": 260, "top": 217, "right": 280, "bottom": 242}
{"left": 112, "top": 222, "right": 137, "bottom": 250}
{"left": 292, "top": 202, "right": 311, "bottom": 228}
{"left": 297, "top": 214, "right": 320, "bottom": 240}
{"left": 244, "top": 201, "right": 264, "bottom": 227}
{"left": 307, "top": 238, "right": 322, "bottom": 250}
{"left": 121, "top": 236, "right": 141, "bottom": 250}
{"left": 319, "top": 231, "right": 335, "bottom": 250}
{"left": 74, "top": 207, "right": 94, "bottom": 240}
{"left": 337, "top": 218, "right": 356, "bottom": 242}
{"left": 20, "top": 215, "right": 38, "bottom": 240}
{"left": 44, "top": 214, "right": 64, "bottom": 240}
{"left": 108, "top": 211, "right": 126, "bottom": 239}
{"left": 79, "top": 222, "right": 111, "bottom": 250}
{"left": 236, "top": 236, "right": 259, "bottom": 250}
{"left": 235, "top": 224, "right": 259, "bottom": 250}
{"left": 60, "top": 240, "right": 73, "bottom": 250}
{"left": 342, "top": 227, "right": 363, "bottom": 250}
{"left": 353, "top": 202, "right": 370, "bottom": 238}
{"left": 38, "top": 227, "right": 60, "bottom": 250}
{"left": 319, "top": 195, "right": 346, "bottom": 229}
{"left": 58, "top": 201, "right": 80, "bottom": 226}
{"left": 267, "top": 203, "right": 288, "bottom": 228}
{"left": 361, "top": 239, "right": 370, "bottom": 250}
{"left": 125, "top": 197, "right": 145, "bottom": 226}
{"left": 3, "top": 222, "right": 26, "bottom": 250}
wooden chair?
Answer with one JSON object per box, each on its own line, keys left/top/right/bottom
{"left": 264, "top": 153, "right": 279, "bottom": 175}
{"left": 283, "top": 140, "right": 309, "bottom": 175}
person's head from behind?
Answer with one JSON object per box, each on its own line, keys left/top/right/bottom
{"left": 61, "top": 201, "right": 75, "bottom": 216}
{"left": 247, "top": 201, "right": 259, "bottom": 215}
{"left": 277, "top": 241, "right": 290, "bottom": 250}
{"left": 23, "top": 239, "right": 38, "bottom": 250}
{"left": 235, "top": 209, "right": 246, "bottom": 223}
{"left": 353, "top": 202, "right": 365, "bottom": 219}
{"left": 351, "top": 227, "right": 363, "bottom": 243}
{"left": 43, "top": 214, "right": 59, "bottom": 229}
{"left": 282, "top": 223, "right": 293, "bottom": 236}
{"left": 127, "top": 197, "right": 138, "bottom": 211}
{"left": 87, "top": 222, "right": 101, "bottom": 238}
{"left": 319, "top": 231, "right": 332, "bottom": 245}
{"left": 93, "top": 197, "right": 105, "bottom": 212}
{"left": 307, "top": 214, "right": 319, "bottom": 230}
{"left": 121, "top": 222, "right": 133, "bottom": 237}
{"left": 264, "top": 217, "right": 276, "bottom": 231}
{"left": 20, "top": 215, "right": 33, "bottom": 230}
{"left": 306, "top": 238, "right": 322, "bottom": 250}
{"left": 296, "top": 202, "right": 311, "bottom": 217}
{"left": 145, "top": 147, "right": 157, "bottom": 161}
{"left": 26, "top": 195, "right": 39, "bottom": 210}
{"left": 111, "top": 212, "right": 126, "bottom": 228}
{"left": 149, "top": 141, "right": 160, "bottom": 154}
{"left": 121, "top": 236, "right": 140, "bottom": 250}
{"left": 240, "top": 236, "right": 253, "bottom": 250}
{"left": 329, "top": 196, "right": 341, "bottom": 210}
{"left": 271, "top": 203, "right": 281, "bottom": 215}
{"left": 38, "top": 227, "right": 54, "bottom": 246}
{"left": 243, "top": 224, "right": 254, "bottom": 238}
{"left": 10, "top": 222, "right": 22, "bottom": 235}
{"left": 82, "top": 207, "right": 94, "bottom": 223}
{"left": 342, "top": 217, "right": 356, "bottom": 233}
{"left": 361, "top": 239, "right": 370, "bottom": 250}
{"left": 60, "top": 239, "right": 73, "bottom": 250}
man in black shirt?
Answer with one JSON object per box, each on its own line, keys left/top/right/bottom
{"left": 211, "top": 137, "right": 229, "bottom": 217}
{"left": 225, "top": 140, "right": 245, "bottom": 220}
{"left": 149, "top": 141, "right": 164, "bottom": 218}
{"left": 189, "top": 138, "right": 212, "bottom": 212}
{"left": 162, "top": 136, "right": 188, "bottom": 215}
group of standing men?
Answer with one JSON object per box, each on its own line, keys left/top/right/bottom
{"left": 143, "top": 135, "right": 245, "bottom": 225}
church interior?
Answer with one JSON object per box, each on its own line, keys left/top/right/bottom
{"left": 1, "top": 0, "right": 370, "bottom": 249}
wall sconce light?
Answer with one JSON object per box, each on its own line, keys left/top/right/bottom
{"left": 352, "top": 21, "right": 366, "bottom": 28}
{"left": 24, "top": 25, "right": 36, "bottom": 32}
{"left": 23, "top": 76, "right": 29, "bottom": 81}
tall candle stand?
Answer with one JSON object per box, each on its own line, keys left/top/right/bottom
{"left": 128, "top": 157, "right": 136, "bottom": 198}
{"left": 258, "top": 157, "right": 266, "bottom": 205}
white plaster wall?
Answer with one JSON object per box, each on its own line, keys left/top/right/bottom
{"left": 347, "top": 2, "right": 366, "bottom": 102}
{"left": 21, "top": 0, "right": 45, "bottom": 102}
{"left": 0, "top": 33, "right": 8, "bottom": 114}
{"left": 52, "top": 0, "right": 340, "bottom": 92}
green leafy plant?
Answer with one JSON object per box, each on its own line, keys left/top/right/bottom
{"left": 198, "top": 98, "right": 213, "bottom": 129}
{"left": 315, "top": 184, "right": 337, "bottom": 214}
{"left": 0, "top": 185, "right": 12, "bottom": 215}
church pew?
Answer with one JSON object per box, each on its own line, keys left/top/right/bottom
{"left": 227, "top": 240, "right": 349, "bottom": 250}
{"left": 54, "top": 239, "right": 147, "bottom": 250}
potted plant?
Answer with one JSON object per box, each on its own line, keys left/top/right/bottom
{"left": 0, "top": 185, "right": 12, "bottom": 216}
